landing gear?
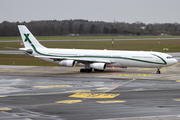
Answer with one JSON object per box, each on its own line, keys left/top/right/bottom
{"left": 156, "top": 70, "right": 161, "bottom": 74}
{"left": 80, "top": 63, "right": 105, "bottom": 73}
{"left": 80, "top": 68, "right": 92, "bottom": 73}
{"left": 80, "top": 68, "right": 104, "bottom": 73}
{"left": 80, "top": 64, "right": 92, "bottom": 73}
{"left": 156, "top": 68, "right": 161, "bottom": 74}
{"left": 94, "top": 69, "right": 104, "bottom": 72}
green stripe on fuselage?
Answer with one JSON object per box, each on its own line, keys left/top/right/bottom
{"left": 25, "top": 34, "right": 167, "bottom": 65}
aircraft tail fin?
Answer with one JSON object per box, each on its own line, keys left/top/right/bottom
{"left": 18, "top": 25, "right": 46, "bottom": 49}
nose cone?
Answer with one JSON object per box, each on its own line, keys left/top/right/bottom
{"left": 168, "top": 59, "right": 178, "bottom": 66}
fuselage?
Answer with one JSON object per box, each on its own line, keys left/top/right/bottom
{"left": 36, "top": 48, "right": 177, "bottom": 68}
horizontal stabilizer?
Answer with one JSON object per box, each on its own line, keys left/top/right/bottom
{"left": 19, "top": 48, "right": 31, "bottom": 51}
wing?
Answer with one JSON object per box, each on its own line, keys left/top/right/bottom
{"left": 35, "top": 56, "right": 113, "bottom": 64}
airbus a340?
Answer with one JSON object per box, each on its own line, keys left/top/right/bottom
{"left": 18, "top": 25, "right": 177, "bottom": 74}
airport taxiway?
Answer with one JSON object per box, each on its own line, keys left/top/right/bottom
{"left": 0, "top": 64, "right": 180, "bottom": 120}
{"left": 1, "top": 37, "right": 180, "bottom": 43}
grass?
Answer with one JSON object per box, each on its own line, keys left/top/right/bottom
{"left": 0, "top": 54, "right": 57, "bottom": 66}
{"left": 42, "top": 40, "right": 180, "bottom": 52}
{"left": 0, "top": 36, "right": 180, "bottom": 66}
{"left": 1, "top": 39, "right": 180, "bottom": 52}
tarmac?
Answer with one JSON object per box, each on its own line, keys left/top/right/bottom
{"left": 0, "top": 63, "right": 180, "bottom": 120}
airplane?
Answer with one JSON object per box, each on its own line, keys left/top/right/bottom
{"left": 18, "top": 25, "right": 178, "bottom": 74}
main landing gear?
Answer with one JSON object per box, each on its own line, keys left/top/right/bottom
{"left": 80, "top": 68, "right": 104, "bottom": 73}
{"left": 156, "top": 68, "right": 161, "bottom": 74}
{"left": 80, "top": 68, "right": 92, "bottom": 73}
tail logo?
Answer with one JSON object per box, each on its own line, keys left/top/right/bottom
{"left": 24, "top": 34, "right": 32, "bottom": 43}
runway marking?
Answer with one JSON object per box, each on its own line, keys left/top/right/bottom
{"left": 96, "top": 87, "right": 112, "bottom": 90}
{"left": 1, "top": 69, "right": 15, "bottom": 70}
{"left": 55, "top": 100, "right": 82, "bottom": 104}
{"left": 105, "top": 74, "right": 137, "bottom": 92}
{"left": 69, "top": 93, "right": 119, "bottom": 98}
{"left": 0, "top": 95, "right": 7, "bottom": 97}
{"left": 137, "top": 74, "right": 151, "bottom": 77}
{"left": 26, "top": 118, "right": 33, "bottom": 120}
{"left": 0, "top": 87, "right": 17, "bottom": 91}
{"left": 68, "top": 90, "right": 91, "bottom": 93}
{"left": 96, "top": 100, "right": 126, "bottom": 103}
{"left": 161, "top": 68, "right": 167, "bottom": 71}
{"left": 168, "top": 62, "right": 180, "bottom": 68}
{"left": 118, "top": 74, "right": 132, "bottom": 77}
{"left": 2, "top": 111, "right": 8, "bottom": 113}
{"left": 176, "top": 80, "right": 180, "bottom": 82}
{"left": 173, "top": 99, "right": 180, "bottom": 101}
{"left": 111, "top": 71, "right": 152, "bottom": 93}
{"left": 14, "top": 114, "right": 20, "bottom": 117}
{"left": 118, "top": 74, "right": 135, "bottom": 81}
{"left": 118, "top": 74, "right": 135, "bottom": 80}
{"left": 0, "top": 107, "right": 12, "bottom": 111}
{"left": 33, "top": 85, "right": 73, "bottom": 88}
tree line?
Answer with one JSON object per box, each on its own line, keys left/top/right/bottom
{"left": 0, "top": 19, "right": 180, "bottom": 36}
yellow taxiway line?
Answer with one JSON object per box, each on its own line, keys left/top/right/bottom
{"left": 96, "top": 100, "right": 126, "bottom": 103}
{"left": 69, "top": 93, "right": 120, "bottom": 98}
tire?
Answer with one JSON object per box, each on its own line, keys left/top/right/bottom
{"left": 80, "top": 69, "right": 86, "bottom": 72}
{"left": 94, "top": 69, "right": 104, "bottom": 72}
{"left": 80, "top": 69, "right": 92, "bottom": 73}
{"left": 156, "top": 70, "right": 161, "bottom": 74}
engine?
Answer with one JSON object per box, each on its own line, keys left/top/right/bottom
{"left": 58, "top": 60, "right": 76, "bottom": 67}
{"left": 90, "top": 63, "right": 106, "bottom": 70}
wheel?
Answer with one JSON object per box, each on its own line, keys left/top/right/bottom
{"left": 80, "top": 68, "right": 92, "bottom": 73}
{"left": 86, "top": 69, "right": 92, "bottom": 72}
{"left": 94, "top": 69, "right": 99, "bottom": 72}
{"left": 80, "top": 69, "right": 86, "bottom": 72}
{"left": 156, "top": 70, "right": 161, "bottom": 74}
{"left": 94, "top": 69, "right": 104, "bottom": 72}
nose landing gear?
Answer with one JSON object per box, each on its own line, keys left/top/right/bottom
{"left": 156, "top": 68, "right": 161, "bottom": 74}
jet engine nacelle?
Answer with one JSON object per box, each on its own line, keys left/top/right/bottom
{"left": 58, "top": 60, "right": 75, "bottom": 67}
{"left": 90, "top": 63, "right": 106, "bottom": 70}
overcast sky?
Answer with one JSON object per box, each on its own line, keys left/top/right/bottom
{"left": 1, "top": 0, "right": 180, "bottom": 24}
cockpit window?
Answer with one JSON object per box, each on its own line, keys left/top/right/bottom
{"left": 167, "top": 56, "right": 173, "bottom": 59}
